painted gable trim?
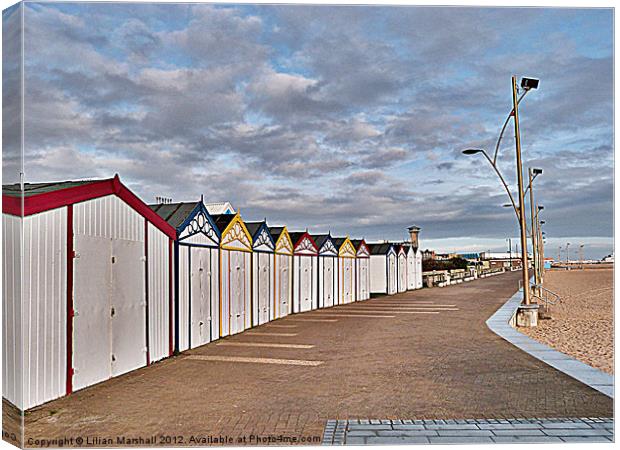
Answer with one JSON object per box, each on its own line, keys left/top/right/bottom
{"left": 356, "top": 241, "right": 370, "bottom": 258}
{"left": 275, "top": 227, "right": 294, "bottom": 255}
{"left": 178, "top": 202, "right": 220, "bottom": 245}
{"left": 318, "top": 237, "right": 338, "bottom": 256}
{"left": 338, "top": 237, "right": 357, "bottom": 258}
{"left": 251, "top": 223, "right": 276, "bottom": 253}
{"left": 293, "top": 232, "right": 319, "bottom": 255}
{"left": 220, "top": 213, "right": 253, "bottom": 252}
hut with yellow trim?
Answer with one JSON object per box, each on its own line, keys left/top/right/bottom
{"left": 269, "top": 226, "right": 294, "bottom": 319}
{"left": 333, "top": 237, "right": 357, "bottom": 304}
{"left": 213, "top": 213, "right": 253, "bottom": 336}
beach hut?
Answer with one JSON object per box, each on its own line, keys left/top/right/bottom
{"left": 2, "top": 175, "right": 176, "bottom": 410}
{"left": 369, "top": 243, "right": 398, "bottom": 296}
{"left": 406, "top": 244, "right": 418, "bottom": 290}
{"left": 311, "top": 234, "right": 339, "bottom": 308}
{"left": 269, "top": 226, "right": 294, "bottom": 319}
{"left": 351, "top": 239, "right": 371, "bottom": 301}
{"left": 415, "top": 249, "right": 423, "bottom": 288}
{"left": 150, "top": 200, "right": 220, "bottom": 353}
{"left": 213, "top": 213, "right": 252, "bottom": 336}
{"left": 289, "top": 232, "right": 319, "bottom": 313}
{"left": 333, "top": 237, "right": 357, "bottom": 304}
{"left": 408, "top": 225, "right": 423, "bottom": 289}
{"left": 397, "top": 244, "right": 408, "bottom": 293}
{"left": 205, "top": 201, "right": 235, "bottom": 215}
{"left": 246, "top": 221, "right": 275, "bottom": 326}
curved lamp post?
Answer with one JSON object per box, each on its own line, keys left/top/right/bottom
{"left": 462, "top": 76, "right": 539, "bottom": 308}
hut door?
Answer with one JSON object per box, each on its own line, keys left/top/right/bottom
{"left": 279, "top": 256, "right": 290, "bottom": 317}
{"left": 73, "top": 235, "right": 112, "bottom": 391}
{"left": 343, "top": 260, "right": 353, "bottom": 303}
{"left": 407, "top": 255, "right": 416, "bottom": 290}
{"left": 388, "top": 254, "right": 397, "bottom": 294}
{"left": 416, "top": 253, "right": 423, "bottom": 288}
{"left": 324, "top": 258, "right": 334, "bottom": 307}
{"left": 300, "top": 257, "right": 312, "bottom": 312}
{"left": 399, "top": 257, "right": 406, "bottom": 292}
{"left": 231, "top": 252, "right": 245, "bottom": 334}
{"left": 258, "top": 253, "right": 270, "bottom": 324}
{"left": 359, "top": 260, "right": 368, "bottom": 300}
{"left": 110, "top": 239, "right": 146, "bottom": 377}
{"left": 191, "top": 247, "right": 212, "bottom": 346}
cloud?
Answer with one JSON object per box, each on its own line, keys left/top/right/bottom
{"left": 5, "top": 4, "right": 612, "bottom": 258}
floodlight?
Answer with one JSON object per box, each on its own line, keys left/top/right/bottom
{"left": 521, "top": 77, "right": 540, "bottom": 90}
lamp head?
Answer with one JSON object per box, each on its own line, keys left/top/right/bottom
{"left": 462, "top": 148, "right": 484, "bottom": 155}
{"left": 521, "top": 77, "right": 540, "bottom": 90}
{"left": 532, "top": 168, "right": 543, "bottom": 175}
{"left": 538, "top": 205, "right": 544, "bottom": 211}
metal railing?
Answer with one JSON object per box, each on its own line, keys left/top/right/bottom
{"left": 531, "top": 283, "right": 562, "bottom": 308}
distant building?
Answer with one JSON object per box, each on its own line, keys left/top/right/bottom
{"left": 422, "top": 249, "right": 435, "bottom": 261}
{"left": 205, "top": 201, "right": 235, "bottom": 215}
{"left": 480, "top": 251, "right": 525, "bottom": 270}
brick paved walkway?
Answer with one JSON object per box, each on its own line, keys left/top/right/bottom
{"left": 14, "top": 272, "right": 612, "bottom": 446}
{"left": 323, "top": 418, "right": 614, "bottom": 444}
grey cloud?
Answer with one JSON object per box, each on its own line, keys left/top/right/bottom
{"left": 5, "top": 4, "right": 612, "bottom": 247}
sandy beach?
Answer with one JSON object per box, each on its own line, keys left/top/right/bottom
{"left": 520, "top": 267, "right": 614, "bottom": 374}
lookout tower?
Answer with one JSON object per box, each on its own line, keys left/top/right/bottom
{"left": 407, "top": 225, "right": 421, "bottom": 251}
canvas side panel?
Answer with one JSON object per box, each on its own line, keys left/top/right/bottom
{"left": 3, "top": 213, "right": 23, "bottom": 410}
{"left": 20, "top": 209, "right": 67, "bottom": 409}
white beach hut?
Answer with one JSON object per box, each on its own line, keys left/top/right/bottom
{"left": 150, "top": 200, "right": 220, "bottom": 352}
{"left": 369, "top": 243, "right": 398, "bottom": 296}
{"left": 2, "top": 176, "right": 176, "bottom": 410}
{"left": 246, "top": 221, "right": 275, "bottom": 326}
{"left": 406, "top": 244, "right": 417, "bottom": 290}
{"left": 408, "top": 225, "right": 424, "bottom": 289}
{"left": 213, "top": 213, "right": 253, "bottom": 336}
{"left": 351, "top": 239, "right": 371, "bottom": 301}
{"left": 397, "top": 244, "right": 408, "bottom": 293}
{"left": 289, "top": 231, "right": 319, "bottom": 313}
{"left": 334, "top": 237, "right": 357, "bottom": 304}
{"left": 269, "top": 226, "right": 294, "bottom": 319}
{"left": 311, "top": 234, "right": 339, "bottom": 308}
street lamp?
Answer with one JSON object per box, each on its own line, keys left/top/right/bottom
{"left": 527, "top": 167, "right": 544, "bottom": 297}
{"left": 463, "top": 148, "right": 519, "bottom": 218}
{"left": 462, "top": 75, "right": 540, "bottom": 316}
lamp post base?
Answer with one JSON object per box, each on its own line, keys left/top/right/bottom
{"left": 516, "top": 304, "right": 539, "bottom": 328}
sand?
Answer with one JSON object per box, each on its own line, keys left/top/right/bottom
{"left": 520, "top": 267, "right": 614, "bottom": 374}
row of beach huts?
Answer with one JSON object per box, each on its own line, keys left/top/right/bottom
{"left": 2, "top": 175, "right": 422, "bottom": 410}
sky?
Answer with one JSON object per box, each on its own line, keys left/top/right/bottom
{"left": 2, "top": 3, "right": 614, "bottom": 259}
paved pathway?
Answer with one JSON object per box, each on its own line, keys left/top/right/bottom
{"left": 323, "top": 418, "right": 614, "bottom": 445}
{"left": 18, "top": 272, "right": 612, "bottom": 446}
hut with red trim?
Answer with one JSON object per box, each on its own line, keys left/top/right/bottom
{"left": 2, "top": 175, "right": 176, "bottom": 410}
{"left": 289, "top": 231, "right": 319, "bottom": 313}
